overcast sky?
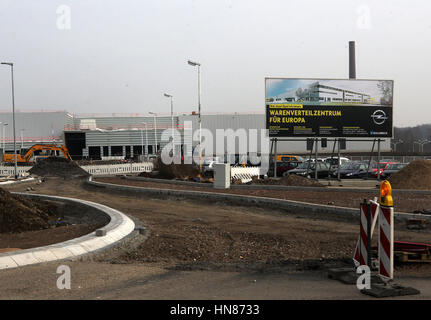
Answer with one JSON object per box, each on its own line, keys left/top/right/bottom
{"left": 0, "top": 0, "right": 430, "bottom": 127}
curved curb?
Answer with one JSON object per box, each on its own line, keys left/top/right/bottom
{"left": 87, "top": 177, "right": 431, "bottom": 223}
{"left": 0, "top": 177, "right": 37, "bottom": 186}
{"left": 0, "top": 193, "right": 135, "bottom": 270}
{"left": 123, "top": 175, "right": 431, "bottom": 195}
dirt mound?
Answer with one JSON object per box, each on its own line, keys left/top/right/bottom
{"left": 29, "top": 157, "right": 89, "bottom": 178}
{"left": 254, "top": 174, "right": 324, "bottom": 187}
{"left": 0, "top": 188, "right": 58, "bottom": 233}
{"left": 140, "top": 157, "right": 200, "bottom": 180}
{"left": 389, "top": 160, "right": 431, "bottom": 190}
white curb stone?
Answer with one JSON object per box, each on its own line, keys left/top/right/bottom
{"left": 0, "top": 193, "right": 136, "bottom": 271}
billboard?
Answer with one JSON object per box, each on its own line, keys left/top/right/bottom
{"left": 265, "top": 78, "right": 393, "bottom": 138}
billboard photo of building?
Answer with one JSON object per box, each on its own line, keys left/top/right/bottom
{"left": 266, "top": 79, "right": 393, "bottom": 106}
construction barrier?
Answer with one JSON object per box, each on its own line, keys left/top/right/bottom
{"left": 0, "top": 162, "right": 153, "bottom": 177}
{"left": 231, "top": 166, "right": 260, "bottom": 183}
{"left": 81, "top": 162, "right": 153, "bottom": 176}
{"left": 353, "top": 200, "right": 379, "bottom": 268}
{"left": 353, "top": 181, "right": 395, "bottom": 281}
{"left": 379, "top": 205, "right": 394, "bottom": 280}
{"left": 0, "top": 166, "right": 32, "bottom": 177}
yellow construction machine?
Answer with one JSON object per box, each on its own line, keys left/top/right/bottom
{"left": 2, "top": 144, "right": 72, "bottom": 164}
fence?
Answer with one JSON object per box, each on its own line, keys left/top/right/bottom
{"left": 0, "top": 162, "right": 153, "bottom": 177}
{"left": 231, "top": 166, "right": 260, "bottom": 183}
{"left": 349, "top": 155, "right": 431, "bottom": 163}
{"left": 81, "top": 162, "right": 153, "bottom": 176}
{"left": 0, "top": 166, "right": 32, "bottom": 177}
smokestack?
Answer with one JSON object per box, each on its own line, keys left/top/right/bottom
{"left": 349, "top": 41, "right": 356, "bottom": 79}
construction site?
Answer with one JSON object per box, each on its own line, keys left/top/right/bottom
{"left": 1, "top": 1, "right": 431, "bottom": 309}
{"left": 0, "top": 149, "right": 429, "bottom": 300}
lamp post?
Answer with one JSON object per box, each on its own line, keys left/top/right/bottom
{"left": 391, "top": 139, "right": 403, "bottom": 152}
{"left": 20, "top": 129, "right": 25, "bottom": 149}
{"left": 1, "top": 62, "right": 17, "bottom": 179}
{"left": 143, "top": 122, "right": 148, "bottom": 157}
{"left": 416, "top": 139, "right": 431, "bottom": 153}
{"left": 164, "top": 93, "right": 174, "bottom": 157}
{"left": 187, "top": 59, "right": 202, "bottom": 172}
{"left": 149, "top": 112, "right": 157, "bottom": 154}
{"left": 2, "top": 123, "right": 8, "bottom": 151}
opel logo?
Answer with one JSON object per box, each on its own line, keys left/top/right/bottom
{"left": 371, "top": 110, "right": 387, "bottom": 125}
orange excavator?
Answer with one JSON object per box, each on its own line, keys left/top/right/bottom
{"left": 2, "top": 144, "right": 72, "bottom": 164}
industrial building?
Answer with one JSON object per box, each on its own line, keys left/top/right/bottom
{"left": 269, "top": 81, "right": 372, "bottom": 104}
{"left": 0, "top": 110, "right": 390, "bottom": 160}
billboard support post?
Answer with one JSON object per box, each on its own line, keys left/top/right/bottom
{"left": 337, "top": 139, "right": 341, "bottom": 181}
{"left": 273, "top": 138, "right": 278, "bottom": 178}
{"left": 314, "top": 138, "right": 318, "bottom": 180}
{"left": 377, "top": 139, "right": 381, "bottom": 180}
{"left": 366, "top": 139, "right": 376, "bottom": 180}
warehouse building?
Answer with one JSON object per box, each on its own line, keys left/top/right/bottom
{"left": 0, "top": 110, "right": 390, "bottom": 160}
{"left": 269, "top": 81, "right": 372, "bottom": 104}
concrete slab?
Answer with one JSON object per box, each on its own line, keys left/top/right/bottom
{"left": 0, "top": 256, "right": 19, "bottom": 269}
{"left": 48, "top": 247, "right": 75, "bottom": 260}
{"left": 79, "top": 238, "right": 110, "bottom": 252}
{"left": 10, "top": 252, "right": 41, "bottom": 266}
{"left": 32, "top": 250, "right": 58, "bottom": 262}
{"left": 362, "top": 282, "right": 420, "bottom": 298}
{"left": 62, "top": 245, "right": 88, "bottom": 256}
{"left": 327, "top": 268, "right": 357, "bottom": 284}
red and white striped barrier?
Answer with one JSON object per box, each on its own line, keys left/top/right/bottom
{"left": 353, "top": 200, "right": 379, "bottom": 267}
{"left": 378, "top": 205, "right": 394, "bottom": 279}
{"left": 353, "top": 200, "right": 395, "bottom": 281}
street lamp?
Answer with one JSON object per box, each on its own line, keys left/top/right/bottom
{"left": 187, "top": 59, "right": 202, "bottom": 172}
{"left": 149, "top": 112, "right": 157, "bottom": 154}
{"left": 1, "top": 62, "right": 17, "bottom": 179}
{"left": 415, "top": 139, "right": 431, "bottom": 153}
{"left": 164, "top": 93, "right": 175, "bottom": 157}
{"left": 2, "top": 123, "right": 8, "bottom": 151}
{"left": 391, "top": 139, "right": 403, "bottom": 152}
{"left": 20, "top": 129, "right": 25, "bottom": 149}
{"left": 141, "top": 122, "right": 148, "bottom": 158}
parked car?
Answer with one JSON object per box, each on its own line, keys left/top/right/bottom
{"left": 380, "top": 163, "right": 408, "bottom": 179}
{"left": 371, "top": 161, "right": 399, "bottom": 178}
{"left": 332, "top": 162, "right": 369, "bottom": 179}
{"left": 323, "top": 157, "right": 350, "bottom": 171}
{"left": 287, "top": 161, "right": 331, "bottom": 179}
{"left": 304, "top": 158, "right": 325, "bottom": 163}
{"left": 274, "top": 154, "right": 304, "bottom": 162}
{"left": 268, "top": 160, "right": 302, "bottom": 177}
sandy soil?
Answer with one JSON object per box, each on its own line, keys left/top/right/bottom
{"left": 0, "top": 224, "right": 101, "bottom": 250}
{"left": 94, "top": 176, "right": 431, "bottom": 213}
{"left": 1, "top": 177, "right": 431, "bottom": 299}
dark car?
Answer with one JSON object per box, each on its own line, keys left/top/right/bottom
{"left": 332, "top": 162, "right": 368, "bottom": 179}
{"left": 268, "top": 160, "right": 302, "bottom": 177}
{"left": 287, "top": 162, "right": 331, "bottom": 179}
{"left": 380, "top": 163, "right": 408, "bottom": 179}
